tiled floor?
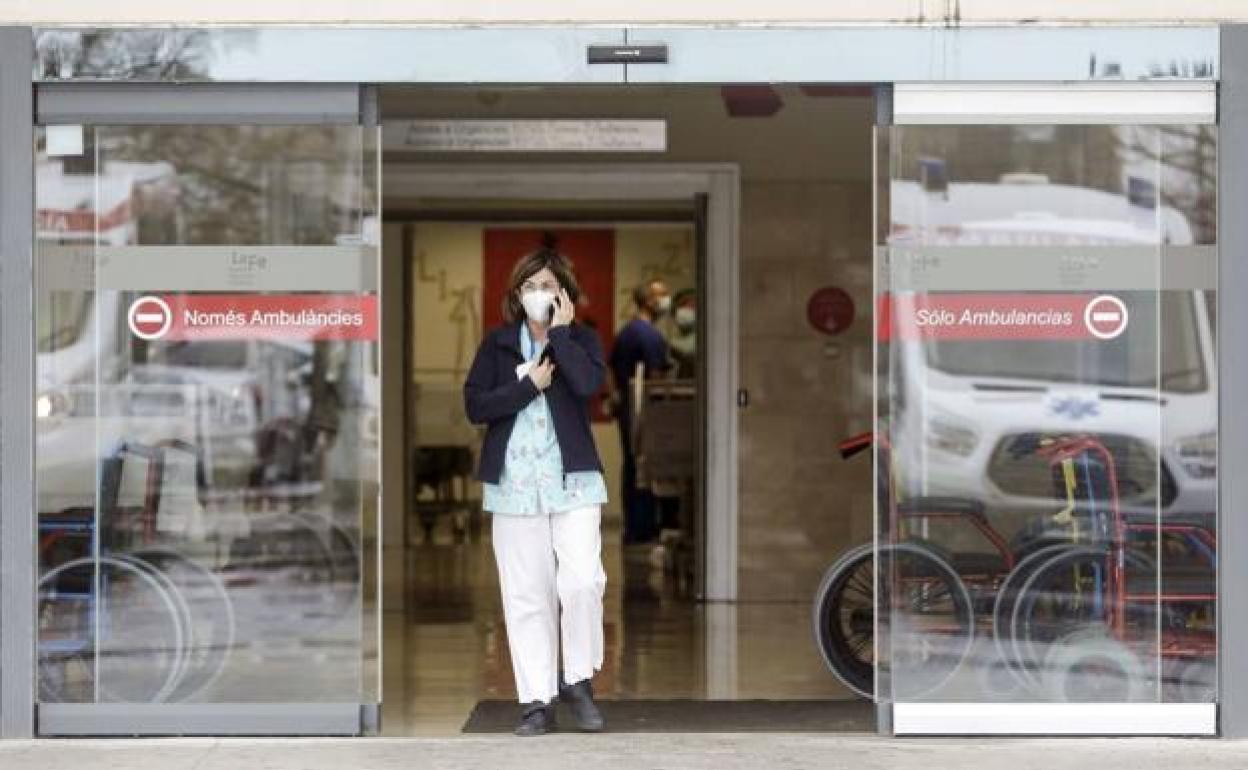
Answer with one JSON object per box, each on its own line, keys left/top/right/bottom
{"left": 380, "top": 516, "right": 854, "bottom": 735}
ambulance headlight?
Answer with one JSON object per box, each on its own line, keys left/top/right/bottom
{"left": 1175, "top": 431, "right": 1217, "bottom": 479}
{"left": 35, "top": 389, "right": 71, "bottom": 422}
{"left": 925, "top": 412, "right": 979, "bottom": 457}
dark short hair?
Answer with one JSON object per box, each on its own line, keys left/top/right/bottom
{"left": 502, "top": 245, "right": 582, "bottom": 323}
{"left": 632, "top": 278, "right": 664, "bottom": 309}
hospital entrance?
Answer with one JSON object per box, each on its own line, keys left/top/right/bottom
{"left": 376, "top": 84, "right": 879, "bottom": 734}
{"left": 31, "top": 75, "right": 1216, "bottom": 737}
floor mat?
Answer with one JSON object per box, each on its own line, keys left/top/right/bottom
{"left": 461, "top": 699, "right": 875, "bottom": 733}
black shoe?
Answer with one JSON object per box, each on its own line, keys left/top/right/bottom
{"left": 514, "top": 700, "right": 556, "bottom": 737}
{"left": 559, "top": 679, "right": 605, "bottom": 732}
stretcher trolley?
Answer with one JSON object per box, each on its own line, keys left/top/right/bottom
{"left": 633, "top": 378, "right": 699, "bottom": 593}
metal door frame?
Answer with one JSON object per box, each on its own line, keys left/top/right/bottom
{"left": 1216, "top": 22, "right": 1248, "bottom": 741}
{"left": 382, "top": 161, "right": 740, "bottom": 604}
{"left": 876, "top": 80, "right": 1220, "bottom": 736}
{"left": 9, "top": 78, "right": 380, "bottom": 737}
{"left": 0, "top": 24, "right": 36, "bottom": 741}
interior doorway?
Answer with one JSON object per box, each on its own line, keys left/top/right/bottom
{"left": 394, "top": 212, "right": 705, "bottom": 734}
{"left": 375, "top": 85, "right": 878, "bottom": 735}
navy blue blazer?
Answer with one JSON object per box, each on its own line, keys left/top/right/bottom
{"left": 463, "top": 320, "right": 606, "bottom": 484}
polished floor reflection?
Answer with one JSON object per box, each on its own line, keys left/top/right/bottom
{"left": 381, "top": 515, "right": 856, "bottom": 735}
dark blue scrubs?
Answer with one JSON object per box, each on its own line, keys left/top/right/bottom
{"left": 608, "top": 318, "right": 669, "bottom": 544}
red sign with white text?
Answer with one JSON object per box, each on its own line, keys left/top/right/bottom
{"left": 136, "top": 294, "right": 378, "bottom": 341}
{"left": 877, "top": 293, "right": 1128, "bottom": 342}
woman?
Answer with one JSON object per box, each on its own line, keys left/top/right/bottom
{"left": 463, "top": 245, "right": 609, "bottom": 737}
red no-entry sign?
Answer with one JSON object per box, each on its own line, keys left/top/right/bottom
{"left": 126, "top": 294, "right": 378, "bottom": 341}
{"left": 127, "top": 296, "right": 173, "bottom": 340}
{"left": 807, "top": 286, "right": 856, "bottom": 336}
{"left": 877, "top": 292, "right": 1133, "bottom": 342}
{"left": 1083, "top": 294, "right": 1129, "bottom": 340}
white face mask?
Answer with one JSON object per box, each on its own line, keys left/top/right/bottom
{"left": 674, "top": 307, "right": 696, "bottom": 330}
{"left": 655, "top": 295, "right": 672, "bottom": 316}
{"left": 520, "top": 289, "right": 555, "bottom": 324}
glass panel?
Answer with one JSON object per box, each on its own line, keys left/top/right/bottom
{"left": 35, "top": 124, "right": 381, "bottom": 706}
{"left": 872, "top": 123, "right": 1219, "bottom": 705}
{"left": 1157, "top": 124, "right": 1218, "bottom": 703}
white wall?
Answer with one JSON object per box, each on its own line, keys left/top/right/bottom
{"left": 5, "top": 1, "right": 1248, "bottom": 24}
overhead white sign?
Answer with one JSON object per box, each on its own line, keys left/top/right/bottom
{"left": 384, "top": 119, "right": 667, "bottom": 152}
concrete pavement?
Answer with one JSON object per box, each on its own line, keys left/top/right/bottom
{"left": 0, "top": 734, "right": 1246, "bottom": 770}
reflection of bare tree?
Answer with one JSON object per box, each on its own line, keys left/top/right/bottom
{"left": 1089, "top": 54, "right": 1216, "bottom": 80}
{"left": 895, "top": 124, "right": 1216, "bottom": 244}
{"left": 1147, "top": 58, "right": 1217, "bottom": 80}
{"left": 102, "top": 126, "right": 364, "bottom": 246}
{"left": 896, "top": 125, "right": 1125, "bottom": 194}
{"left": 35, "top": 29, "right": 224, "bottom": 80}
{"left": 1128, "top": 125, "right": 1218, "bottom": 244}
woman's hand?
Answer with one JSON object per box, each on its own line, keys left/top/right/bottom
{"left": 550, "top": 288, "right": 575, "bottom": 327}
{"left": 529, "top": 358, "right": 556, "bottom": 390}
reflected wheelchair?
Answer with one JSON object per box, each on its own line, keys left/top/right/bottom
{"left": 812, "top": 431, "right": 1217, "bottom": 702}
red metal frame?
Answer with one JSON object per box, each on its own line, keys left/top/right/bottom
{"left": 849, "top": 430, "right": 1216, "bottom": 664}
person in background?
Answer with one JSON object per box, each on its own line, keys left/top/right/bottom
{"left": 668, "top": 288, "right": 697, "bottom": 380}
{"left": 607, "top": 278, "right": 671, "bottom": 545}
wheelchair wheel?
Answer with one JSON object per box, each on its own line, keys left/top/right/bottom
{"left": 223, "top": 512, "right": 339, "bottom": 641}
{"left": 991, "top": 542, "right": 1082, "bottom": 693}
{"left": 127, "top": 547, "right": 237, "bottom": 703}
{"left": 1173, "top": 657, "right": 1217, "bottom": 703}
{"left": 814, "top": 541, "right": 975, "bottom": 699}
{"left": 1042, "top": 626, "right": 1148, "bottom": 702}
{"left": 1009, "top": 545, "right": 1155, "bottom": 692}
{"left": 292, "top": 511, "right": 361, "bottom": 622}
{"left": 114, "top": 554, "right": 194, "bottom": 701}
{"left": 38, "top": 555, "right": 187, "bottom": 703}
{"left": 813, "top": 543, "right": 874, "bottom": 697}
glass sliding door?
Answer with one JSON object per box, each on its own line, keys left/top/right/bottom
{"left": 873, "top": 90, "right": 1217, "bottom": 734}
{"left": 34, "top": 115, "right": 381, "bottom": 734}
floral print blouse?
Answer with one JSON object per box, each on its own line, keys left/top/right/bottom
{"left": 482, "top": 323, "right": 608, "bottom": 516}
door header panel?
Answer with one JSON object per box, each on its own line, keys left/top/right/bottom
{"left": 893, "top": 82, "right": 1217, "bottom": 124}
{"left": 31, "top": 25, "right": 1219, "bottom": 84}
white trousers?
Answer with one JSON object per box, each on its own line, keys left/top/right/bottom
{"left": 491, "top": 504, "right": 607, "bottom": 704}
